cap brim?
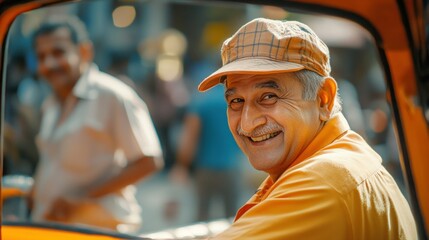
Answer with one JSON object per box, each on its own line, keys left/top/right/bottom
{"left": 198, "top": 58, "right": 305, "bottom": 92}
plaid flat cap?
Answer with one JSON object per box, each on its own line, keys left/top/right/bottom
{"left": 198, "top": 18, "right": 331, "bottom": 92}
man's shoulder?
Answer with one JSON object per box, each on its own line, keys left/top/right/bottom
{"left": 284, "top": 143, "right": 382, "bottom": 196}
{"left": 89, "top": 69, "right": 138, "bottom": 100}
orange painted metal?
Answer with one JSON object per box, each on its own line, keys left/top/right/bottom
{"left": 2, "top": 225, "right": 124, "bottom": 240}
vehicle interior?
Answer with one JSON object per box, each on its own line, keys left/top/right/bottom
{"left": 0, "top": 0, "right": 428, "bottom": 239}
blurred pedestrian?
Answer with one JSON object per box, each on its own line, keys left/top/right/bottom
{"left": 28, "top": 15, "right": 163, "bottom": 233}
{"left": 172, "top": 85, "right": 244, "bottom": 221}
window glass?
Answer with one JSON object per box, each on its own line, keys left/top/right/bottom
{"left": 3, "top": 0, "right": 409, "bottom": 237}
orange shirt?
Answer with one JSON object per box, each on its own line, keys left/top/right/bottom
{"left": 212, "top": 113, "right": 417, "bottom": 240}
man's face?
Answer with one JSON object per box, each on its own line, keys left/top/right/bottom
{"left": 35, "top": 27, "right": 83, "bottom": 97}
{"left": 225, "top": 73, "right": 323, "bottom": 180}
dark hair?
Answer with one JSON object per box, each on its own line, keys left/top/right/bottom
{"left": 31, "top": 15, "right": 89, "bottom": 46}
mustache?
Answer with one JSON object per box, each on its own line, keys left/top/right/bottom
{"left": 237, "top": 122, "right": 283, "bottom": 137}
{"left": 45, "top": 68, "right": 64, "bottom": 76}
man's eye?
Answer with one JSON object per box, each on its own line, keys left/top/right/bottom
{"left": 36, "top": 53, "right": 45, "bottom": 62}
{"left": 228, "top": 98, "right": 243, "bottom": 110}
{"left": 260, "top": 94, "right": 278, "bottom": 104}
{"left": 52, "top": 49, "right": 65, "bottom": 58}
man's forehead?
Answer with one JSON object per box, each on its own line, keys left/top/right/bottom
{"left": 224, "top": 72, "right": 297, "bottom": 88}
{"left": 35, "top": 28, "right": 75, "bottom": 50}
{"left": 36, "top": 27, "right": 73, "bottom": 43}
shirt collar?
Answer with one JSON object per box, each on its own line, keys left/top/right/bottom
{"left": 250, "top": 113, "right": 350, "bottom": 200}
{"left": 288, "top": 112, "right": 350, "bottom": 169}
{"left": 72, "top": 64, "right": 99, "bottom": 100}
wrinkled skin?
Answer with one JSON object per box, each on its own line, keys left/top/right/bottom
{"left": 224, "top": 73, "right": 336, "bottom": 181}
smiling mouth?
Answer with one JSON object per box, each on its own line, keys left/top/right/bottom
{"left": 249, "top": 131, "right": 281, "bottom": 142}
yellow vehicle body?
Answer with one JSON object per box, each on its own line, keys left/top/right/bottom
{"left": 3, "top": 224, "right": 128, "bottom": 240}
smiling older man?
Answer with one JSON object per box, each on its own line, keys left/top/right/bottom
{"left": 199, "top": 18, "right": 417, "bottom": 240}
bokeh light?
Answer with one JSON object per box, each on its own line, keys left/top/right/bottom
{"left": 112, "top": 5, "right": 136, "bottom": 28}
{"left": 156, "top": 55, "right": 183, "bottom": 82}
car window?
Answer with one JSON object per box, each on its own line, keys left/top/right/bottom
{"left": 2, "top": 0, "right": 411, "bottom": 238}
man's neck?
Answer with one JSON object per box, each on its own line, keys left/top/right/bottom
{"left": 56, "top": 81, "right": 77, "bottom": 105}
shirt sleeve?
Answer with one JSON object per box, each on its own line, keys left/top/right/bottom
{"left": 113, "top": 94, "right": 163, "bottom": 162}
{"left": 212, "top": 170, "right": 351, "bottom": 240}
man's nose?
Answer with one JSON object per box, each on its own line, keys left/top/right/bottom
{"left": 40, "top": 55, "right": 59, "bottom": 71}
{"left": 240, "top": 102, "right": 267, "bottom": 134}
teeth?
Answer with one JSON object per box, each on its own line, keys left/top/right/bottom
{"left": 251, "top": 132, "right": 278, "bottom": 142}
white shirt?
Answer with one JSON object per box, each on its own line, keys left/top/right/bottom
{"left": 32, "top": 65, "right": 162, "bottom": 225}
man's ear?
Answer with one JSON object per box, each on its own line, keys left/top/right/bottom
{"left": 317, "top": 77, "right": 337, "bottom": 121}
{"left": 79, "top": 41, "right": 94, "bottom": 63}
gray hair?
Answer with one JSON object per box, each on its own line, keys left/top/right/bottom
{"left": 286, "top": 70, "right": 342, "bottom": 116}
